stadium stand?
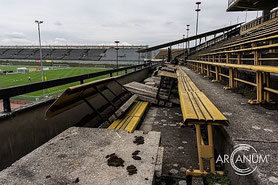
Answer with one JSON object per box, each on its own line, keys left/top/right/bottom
{"left": 100, "top": 48, "right": 141, "bottom": 61}
{"left": 62, "top": 49, "right": 86, "bottom": 60}
{"left": 1, "top": 1, "right": 278, "bottom": 185}
{"left": 155, "top": 49, "right": 184, "bottom": 59}
{"left": 15, "top": 49, "right": 35, "bottom": 59}
{"left": 0, "top": 49, "right": 21, "bottom": 59}
{"left": 48, "top": 49, "right": 68, "bottom": 60}
{"left": 185, "top": 12, "right": 278, "bottom": 105}
{"left": 80, "top": 49, "right": 106, "bottom": 61}
{"left": 0, "top": 46, "right": 148, "bottom": 62}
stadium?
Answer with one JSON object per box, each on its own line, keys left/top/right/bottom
{"left": 0, "top": 0, "right": 278, "bottom": 185}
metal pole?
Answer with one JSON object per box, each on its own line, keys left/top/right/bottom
{"left": 186, "top": 25, "right": 190, "bottom": 54}
{"left": 114, "top": 40, "right": 120, "bottom": 76}
{"left": 183, "top": 34, "right": 185, "bottom": 57}
{"left": 138, "top": 47, "right": 141, "bottom": 65}
{"left": 245, "top": 10, "right": 248, "bottom": 22}
{"left": 35, "top": 20, "right": 45, "bottom": 97}
{"left": 117, "top": 43, "right": 118, "bottom": 75}
{"left": 195, "top": 2, "right": 201, "bottom": 47}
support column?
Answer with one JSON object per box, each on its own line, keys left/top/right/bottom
{"left": 212, "top": 66, "right": 220, "bottom": 83}
{"left": 229, "top": 68, "right": 234, "bottom": 88}
{"left": 237, "top": 53, "right": 241, "bottom": 64}
{"left": 226, "top": 53, "right": 230, "bottom": 64}
{"left": 219, "top": 67, "right": 222, "bottom": 81}
{"left": 3, "top": 98, "right": 11, "bottom": 113}
{"left": 254, "top": 50, "right": 261, "bottom": 65}
{"left": 224, "top": 68, "right": 234, "bottom": 90}
{"left": 234, "top": 68, "right": 238, "bottom": 88}
{"left": 263, "top": 72, "right": 270, "bottom": 103}
{"left": 196, "top": 124, "right": 204, "bottom": 172}
{"left": 256, "top": 71, "right": 263, "bottom": 103}
{"left": 207, "top": 125, "right": 215, "bottom": 173}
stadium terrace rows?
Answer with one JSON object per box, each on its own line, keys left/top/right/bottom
{"left": 0, "top": 46, "right": 150, "bottom": 62}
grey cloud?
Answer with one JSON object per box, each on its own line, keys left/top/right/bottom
{"left": 54, "top": 21, "right": 62, "bottom": 26}
{"left": 0, "top": 0, "right": 261, "bottom": 46}
{"left": 5, "top": 32, "right": 26, "bottom": 39}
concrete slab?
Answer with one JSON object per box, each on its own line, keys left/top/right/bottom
{"left": 0, "top": 127, "right": 161, "bottom": 185}
{"left": 140, "top": 106, "right": 203, "bottom": 185}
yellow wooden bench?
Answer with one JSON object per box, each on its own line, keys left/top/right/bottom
{"left": 177, "top": 67, "right": 228, "bottom": 177}
{"left": 177, "top": 69, "right": 200, "bottom": 93}
{"left": 108, "top": 101, "right": 149, "bottom": 133}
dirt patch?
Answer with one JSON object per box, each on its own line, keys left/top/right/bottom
{"left": 126, "top": 165, "right": 137, "bottom": 175}
{"left": 132, "top": 150, "right": 141, "bottom": 160}
{"left": 106, "top": 153, "right": 125, "bottom": 167}
{"left": 73, "top": 177, "right": 79, "bottom": 183}
{"left": 132, "top": 150, "right": 140, "bottom": 155}
{"left": 132, "top": 155, "right": 141, "bottom": 160}
{"left": 133, "top": 136, "right": 144, "bottom": 145}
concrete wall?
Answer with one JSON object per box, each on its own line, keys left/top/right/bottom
{"left": 0, "top": 67, "right": 151, "bottom": 171}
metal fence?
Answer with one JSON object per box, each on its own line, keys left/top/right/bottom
{"left": 0, "top": 62, "right": 156, "bottom": 113}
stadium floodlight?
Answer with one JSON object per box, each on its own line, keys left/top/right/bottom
{"left": 195, "top": 2, "right": 201, "bottom": 46}
{"left": 35, "top": 20, "right": 45, "bottom": 98}
{"left": 114, "top": 40, "right": 120, "bottom": 75}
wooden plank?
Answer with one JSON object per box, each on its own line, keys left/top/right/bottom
{"left": 158, "top": 71, "right": 177, "bottom": 79}
{"left": 108, "top": 101, "right": 149, "bottom": 133}
{"left": 125, "top": 117, "right": 140, "bottom": 133}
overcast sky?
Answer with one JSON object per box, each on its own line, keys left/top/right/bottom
{"left": 0, "top": 0, "right": 260, "bottom": 46}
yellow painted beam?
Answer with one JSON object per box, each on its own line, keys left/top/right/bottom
{"left": 199, "top": 43, "right": 278, "bottom": 56}
{"left": 187, "top": 60, "right": 278, "bottom": 74}
{"left": 212, "top": 34, "right": 278, "bottom": 52}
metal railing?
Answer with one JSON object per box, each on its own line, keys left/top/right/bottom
{"left": 0, "top": 62, "right": 157, "bottom": 113}
{"left": 0, "top": 45, "right": 149, "bottom": 49}
{"left": 241, "top": 9, "right": 278, "bottom": 33}
{"left": 188, "top": 27, "right": 240, "bottom": 56}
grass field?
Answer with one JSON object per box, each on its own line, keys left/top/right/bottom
{"left": 0, "top": 66, "right": 111, "bottom": 101}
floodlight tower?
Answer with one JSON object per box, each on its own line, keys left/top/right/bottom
{"left": 195, "top": 2, "right": 201, "bottom": 46}
{"left": 114, "top": 40, "right": 120, "bottom": 75}
{"left": 35, "top": 20, "right": 45, "bottom": 97}
{"left": 183, "top": 34, "right": 185, "bottom": 57}
{"left": 186, "top": 24, "right": 190, "bottom": 53}
{"left": 138, "top": 47, "right": 141, "bottom": 65}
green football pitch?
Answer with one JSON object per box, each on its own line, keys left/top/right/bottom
{"left": 0, "top": 66, "right": 113, "bottom": 101}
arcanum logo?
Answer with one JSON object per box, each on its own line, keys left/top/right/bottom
{"left": 216, "top": 144, "right": 269, "bottom": 176}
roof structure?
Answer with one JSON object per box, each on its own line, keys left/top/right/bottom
{"left": 227, "top": 0, "right": 278, "bottom": 11}
{"left": 138, "top": 23, "right": 241, "bottom": 53}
